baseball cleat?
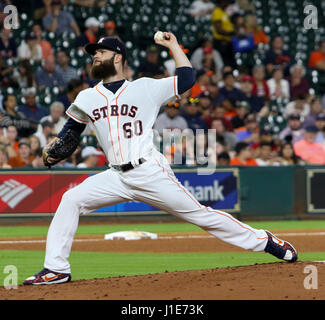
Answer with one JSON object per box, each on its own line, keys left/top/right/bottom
{"left": 264, "top": 230, "right": 298, "bottom": 262}
{"left": 23, "top": 268, "right": 71, "bottom": 285}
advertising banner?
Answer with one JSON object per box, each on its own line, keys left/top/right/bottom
{"left": 0, "top": 169, "right": 240, "bottom": 215}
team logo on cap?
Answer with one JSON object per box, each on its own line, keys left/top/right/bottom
{"left": 98, "top": 37, "right": 105, "bottom": 43}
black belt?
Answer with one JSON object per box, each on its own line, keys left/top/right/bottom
{"left": 111, "top": 158, "right": 146, "bottom": 172}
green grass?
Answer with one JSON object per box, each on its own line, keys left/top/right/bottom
{"left": 0, "top": 220, "right": 323, "bottom": 286}
{"left": 1, "top": 250, "right": 324, "bottom": 285}
{"left": 0, "top": 220, "right": 325, "bottom": 238}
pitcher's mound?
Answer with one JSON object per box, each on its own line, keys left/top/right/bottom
{"left": 1, "top": 261, "right": 324, "bottom": 300}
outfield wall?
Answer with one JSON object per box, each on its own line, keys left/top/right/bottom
{"left": 0, "top": 166, "right": 323, "bottom": 218}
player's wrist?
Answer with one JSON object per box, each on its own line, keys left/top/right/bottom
{"left": 168, "top": 43, "right": 181, "bottom": 54}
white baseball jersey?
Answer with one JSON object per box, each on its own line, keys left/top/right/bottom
{"left": 66, "top": 76, "right": 179, "bottom": 165}
{"left": 44, "top": 75, "right": 269, "bottom": 274}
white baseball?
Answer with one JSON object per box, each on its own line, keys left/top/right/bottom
{"left": 154, "top": 31, "right": 164, "bottom": 41}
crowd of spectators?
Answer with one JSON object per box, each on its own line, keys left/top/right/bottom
{"left": 0, "top": 0, "right": 325, "bottom": 169}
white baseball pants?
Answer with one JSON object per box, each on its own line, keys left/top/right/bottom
{"left": 44, "top": 150, "right": 268, "bottom": 273}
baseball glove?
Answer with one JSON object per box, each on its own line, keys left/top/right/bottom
{"left": 43, "top": 129, "right": 80, "bottom": 168}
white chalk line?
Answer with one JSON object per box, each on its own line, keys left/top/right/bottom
{"left": 0, "top": 232, "right": 325, "bottom": 244}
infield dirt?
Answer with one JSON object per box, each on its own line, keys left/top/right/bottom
{"left": 0, "top": 230, "right": 324, "bottom": 300}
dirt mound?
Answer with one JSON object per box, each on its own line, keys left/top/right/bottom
{"left": 1, "top": 261, "right": 324, "bottom": 300}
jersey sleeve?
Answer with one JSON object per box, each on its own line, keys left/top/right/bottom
{"left": 66, "top": 104, "right": 89, "bottom": 124}
{"left": 66, "top": 89, "right": 91, "bottom": 124}
{"left": 146, "top": 76, "right": 179, "bottom": 107}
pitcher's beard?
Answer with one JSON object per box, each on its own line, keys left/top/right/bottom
{"left": 90, "top": 56, "right": 117, "bottom": 80}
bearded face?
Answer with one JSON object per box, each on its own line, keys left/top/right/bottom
{"left": 90, "top": 54, "right": 117, "bottom": 80}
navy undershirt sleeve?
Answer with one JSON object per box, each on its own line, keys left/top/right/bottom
{"left": 58, "top": 117, "right": 86, "bottom": 138}
{"left": 175, "top": 67, "right": 196, "bottom": 95}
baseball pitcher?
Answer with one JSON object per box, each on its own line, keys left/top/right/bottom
{"left": 24, "top": 33, "right": 297, "bottom": 285}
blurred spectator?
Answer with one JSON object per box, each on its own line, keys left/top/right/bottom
{"left": 60, "top": 145, "right": 82, "bottom": 168}
{"left": 235, "top": 113, "right": 259, "bottom": 144}
{"left": 255, "top": 141, "right": 273, "bottom": 166}
{"left": 72, "top": 0, "right": 106, "bottom": 8}
{"left": 0, "top": 55, "right": 15, "bottom": 87}
{"left": 235, "top": 0, "right": 255, "bottom": 13}
{"left": 33, "top": 0, "right": 52, "bottom": 21}
{"left": 137, "top": 45, "right": 167, "bottom": 79}
{"left": 1, "top": 94, "right": 37, "bottom": 137}
{"left": 217, "top": 65, "right": 240, "bottom": 88}
{"left": 190, "top": 39, "right": 224, "bottom": 79}
{"left": 251, "top": 65, "right": 270, "bottom": 102}
{"left": 18, "top": 87, "right": 49, "bottom": 122}
{"left": 43, "top": 0, "right": 81, "bottom": 36}
{"left": 0, "top": 144, "right": 11, "bottom": 168}
{"left": 56, "top": 50, "right": 78, "bottom": 86}
{"left": 12, "top": 59, "right": 36, "bottom": 88}
{"left": 279, "top": 114, "right": 304, "bottom": 145}
{"left": 38, "top": 101, "right": 67, "bottom": 134}
{"left": 230, "top": 13, "right": 256, "bottom": 54}
{"left": 208, "top": 83, "right": 223, "bottom": 105}
{"left": 308, "top": 40, "right": 325, "bottom": 71}
{"left": 210, "top": 118, "right": 237, "bottom": 151}
{"left": 264, "top": 36, "right": 294, "bottom": 76}
{"left": 154, "top": 102, "right": 188, "bottom": 135}
{"left": 32, "top": 24, "right": 54, "bottom": 59}
{"left": 8, "top": 139, "right": 34, "bottom": 168}
{"left": 197, "top": 91, "right": 212, "bottom": 118}
{"left": 205, "top": 104, "right": 233, "bottom": 131}
{"left": 77, "top": 146, "right": 103, "bottom": 168}
{"left": 230, "top": 141, "right": 257, "bottom": 166}
{"left": 231, "top": 13, "right": 246, "bottom": 36}
{"left": 181, "top": 98, "right": 208, "bottom": 133}
{"left": 29, "top": 135, "right": 41, "bottom": 156}
{"left": 284, "top": 94, "right": 310, "bottom": 120}
{"left": 294, "top": 125, "right": 325, "bottom": 164}
{"left": 217, "top": 151, "right": 230, "bottom": 166}
{"left": 81, "top": 61, "right": 97, "bottom": 87}
{"left": 76, "top": 17, "right": 100, "bottom": 48}
{"left": 191, "top": 70, "right": 213, "bottom": 98}
{"left": 240, "top": 74, "right": 265, "bottom": 114}
{"left": 34, "top": 120, "right": 54, "bottom": 147}
{"left": 0, "top": 27, "right": 16, "bottom": 58}
{"left": 187, "top": 0, "right": 215, "bottom": 18}
{"left": 57, "top": 78, "right": 85, "bottom": 110}
{"left": 303, "top": 97, "right": 323, "bottom": 128}
{"left": 211, "top": 0, "right": 235, "bottom": 67}
{"left": 219, "top": 71, "right": 245, "bottom": 109}
{"left": 17, "top": 32, "right": 42, "bottom": 61}
{"left": 24, "top": 147, "right": 45, "bottom": 168}
{"left": 35, "top": 55, "right": 65, "bottom": 91}
{"left": 244, "top": 12, "right": 269, "bottom": 45}
{"left": 314, "top": 113, "right": 325, "bottom": 143}
{"left": 278, "top": 142, "right": 300, "bottom": 165}
{"left": 0, "top": 124, "right": 18, "bottom": 158}
{"left": 267, "top": 67, "right": 290, "bottom": 100}
{"left": 231, "top": 100, "right": 250, "bottom": 129}
{"left": 165, "top": 45, "right": 189, "bottom": 76}
{"left": 288, "top": 64, "right": 310, "bottom": 100}
{"left": 103, "top": 21, "right": 118, "bottom": 38}
{"left": 250, "top": 128, "right": 277, "bottom": 153}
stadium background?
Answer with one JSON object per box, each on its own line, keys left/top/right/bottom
{"left": 0, "top": 0, "right": 324, "bottom": 218}
{"left": 0, "top": 0, "right": 325, "bottom": 301}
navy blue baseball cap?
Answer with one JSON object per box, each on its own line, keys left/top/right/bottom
{"left": 84, "top": 37, "right": 127, "bottom": 59}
